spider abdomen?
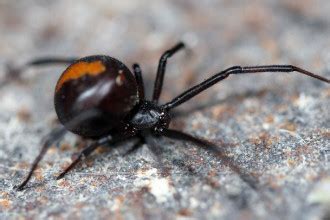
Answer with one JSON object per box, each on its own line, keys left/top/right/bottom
{"left": 54, "top": 55, "right": 138, "bottom": 138}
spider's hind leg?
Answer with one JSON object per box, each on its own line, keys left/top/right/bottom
{"left": 57, "top": 129, "right": 138, "bottom": 180}
{"left": 15, "top": 126, "right": 67, "bottom": 191}
{"left": 4, "top": 57, "right": 78, "bottom": 86}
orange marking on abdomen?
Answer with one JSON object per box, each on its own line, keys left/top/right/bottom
{"left": 56, "top": 61, "right": 106, "bottom": 91}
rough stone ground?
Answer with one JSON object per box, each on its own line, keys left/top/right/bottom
{"left": 0, "top": 0, "right": 329, "bottom": 219}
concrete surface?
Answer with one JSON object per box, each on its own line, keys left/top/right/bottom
{"left": 0, "top": 0, "right": 329, "bottom": 219}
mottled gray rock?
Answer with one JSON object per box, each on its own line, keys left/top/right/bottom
{"left": 0, "top": 1, "right": 329, "bottom": 219}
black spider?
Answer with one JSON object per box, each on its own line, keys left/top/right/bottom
{"left": 10, "top": 42, "right": 329, "bottom": 191}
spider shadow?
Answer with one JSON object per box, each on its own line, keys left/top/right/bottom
{"left": 146, "top": 134, "right": 260, "bottom": 190}
{"left": 171, "top": 89, "right": 269, "bottom": 119}
{"left": 166, "top": 89, "right": 275, "bottom": 190}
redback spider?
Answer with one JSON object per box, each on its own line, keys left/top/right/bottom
{"left": 11, "top": 42, "right": 329, "bottom": 191}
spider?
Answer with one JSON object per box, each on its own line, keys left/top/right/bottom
{"left": 12, "top": 42, "right": 329, "bottom": 191}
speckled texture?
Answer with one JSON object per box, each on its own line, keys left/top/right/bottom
{"left": 0, "top": 1, "right": 329, "bottom": 219}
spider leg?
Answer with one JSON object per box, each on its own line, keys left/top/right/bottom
{"left": 15, "top": 109, "right": 106, "bottom": 191}
{"left": 132, "top": 64, "right": 145, "bottom": 101}
{"left": 15, "top": 127, "right": 67, "bottom": 191}
{"left": 160, "top": 129, "right": 258, "bottom": 189}
{"left": 123, "top": 135, "right": 145, "bottom": 156}
{"left": 152, "top": 42, "right": 185, "bottom": 102}
{"left": 57, "top": 130, "right": 137, "bottom": 180}
{"left": 25, "top": 57, "right": 78, "bottom": 66}
{"left": 5, "top": 57, "right": 78, "bottom": 82}
{"left": 163, "top": 65, "right": 330, "bottom": 110}
{"left": 56, "top": 138, "right": 107, "bottom": 180}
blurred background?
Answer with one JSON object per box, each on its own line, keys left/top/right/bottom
{"left": 0, "top": 0, "right": 329, "bottom": 219}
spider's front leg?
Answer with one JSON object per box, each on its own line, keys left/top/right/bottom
{"left": 152, "top": 42, "right": 185, "bottom": 103}
{"left": 132, "top": 63, "right": 145, "bottom": 101}
{"left": 163, "top": 65, "right": 329, "bottom": 110}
